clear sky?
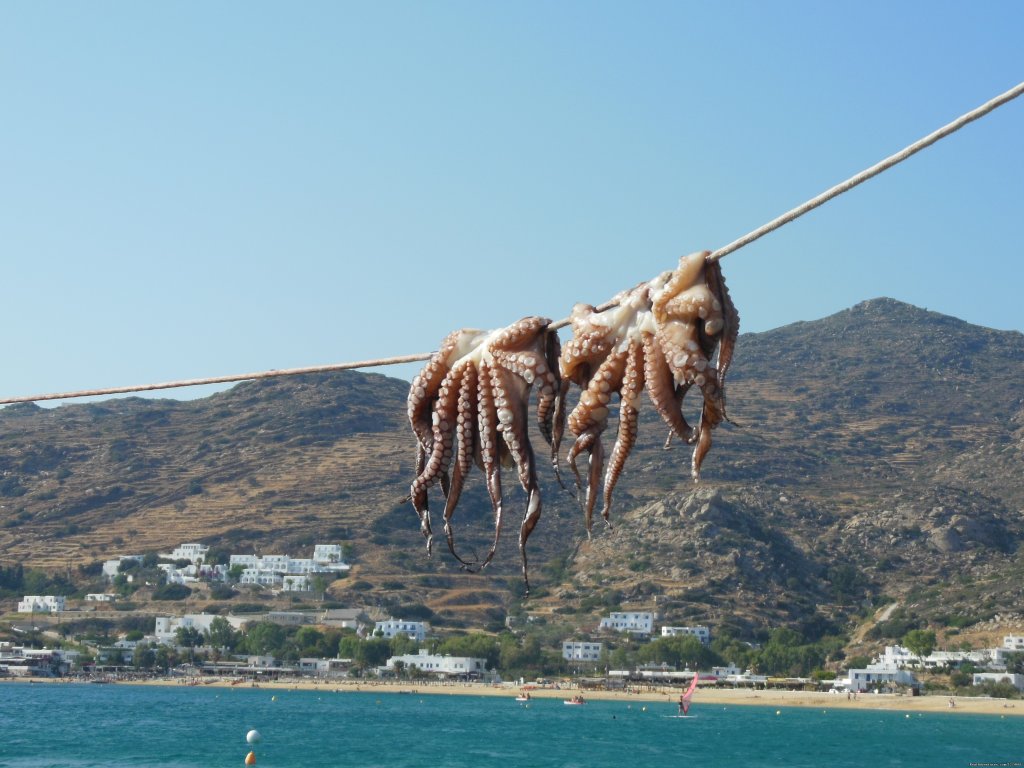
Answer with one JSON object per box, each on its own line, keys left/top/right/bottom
{"left": 2, "top": 2, "right": 1022, "bottom": 405}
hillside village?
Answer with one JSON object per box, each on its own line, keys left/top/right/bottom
{"left": 5, "top": 539, "right": 1024, "bottom": 698}
{"left": 2, "top": 301, "right": 1024, "bottom": 706}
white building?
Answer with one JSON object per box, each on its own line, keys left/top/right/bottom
{"left": 162, "top": 543, "right": 209, "bottom": 564}
{"left": 320, "top": 609, "right": 369, "bottom": 630}
{"left": 562, "top": 641, "right": 604, "bottom": 662}
{"left": 102, "top": 555, "right": 143, "bottom": 580}
{"left": 282, "top": 574, "right": 311, "bottom": 591}
{"left": 158, "top": 563, "right": 200, "bottom": 585}
{"left": 228, "top": 545, "right": 351, "bottom": 589}
{"left": 1004, "top": 635, "right": 1024, "bottom": 652}
{"left": 878, "top": 644, "right": 993, "bottom": 670}
{"left": 384, "top": 649, "right": 488, "bottom": 679}
{"left": 18, "top": 595, "right": 65, "bottom": 614}
{"left": 845, "top": 664, "right": 918, "bottom": 692}
{"left": 375, "top": 619, "right": 428, "bottom": 642}
{"left": 973, "top": 672, "right": 1024, "bottom": 691}
{"left": 85, "top": 593, "right": 116, "bottom": 602}
{"left": 599, "top": 612, "right": 654, "bottom": 636}
{"left": 154, "top": 613, "right": 247, "bottom": 643}
{"left": 661, "top": 625, "right": 711, "bottom": 645}
{"left": 239, "top": 568, "right": 284, "bottom": 587}
{"left": 313, "top": 544, "right": 345, "bottom": 563}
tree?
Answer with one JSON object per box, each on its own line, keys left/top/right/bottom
{"left": 436, "top": 633, "right": 500, "bottom": 669}
{"left": 636, "top": 635, "right": 719, "bottom": 670}
{"left": 903, "top": 629, "right": 937, "bottom": 666}
{"left": 310, "top": 575, "right": 329, "bottom": 602}
{"left": 1005, "top": 652, "right": 1024, "bottom": 675}
{"left": 390, "top": 632, "right": 418, "bottom": 657}
{"left": 206, "top": 617, "right": 240, "bottom": 652}
{"left": 243, "top": 622, "right": 287, "bottom": 656}
{"left": 176, "top": 626, "right": 204, "bottom": 663}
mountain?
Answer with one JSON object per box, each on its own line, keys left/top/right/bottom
{"left": 2, "top": 298, "right": 1023, "bottom": 643}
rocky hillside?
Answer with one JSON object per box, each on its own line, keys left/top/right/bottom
{"left": 1, "top": 299, "right": 1022, "bottom": 643}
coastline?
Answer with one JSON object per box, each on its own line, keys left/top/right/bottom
{"left": 6, "top": 677, "right": 1021, "bottom": 716}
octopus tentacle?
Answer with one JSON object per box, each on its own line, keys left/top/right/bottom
{"left": 550, "top": 377, "right": 571, "bottom": 489}
{"left": 600, "top": 340, "right": 645, "bottom": 526}
{"left": 474, "top": 361, "right": 505, "bottom": 571}
{"left": 407, "top": 330, "right": 461, "bottom": 451}
{"left": 704, "top": 259, "right": 740, "bottom": 422}
{"left": 534, "top": 329, "right": 562, "bottom": 445}
{"left": 410, "top": 363, "right": 465, "bottom": 553}
{"left": 567, "top": 348, "right": 627, "bottom": 533}
{"left": 442, "top": 363, "right": 478, "bottom": 568}
{"left": 643, "top": 332, "right": 695, "bottom": 443}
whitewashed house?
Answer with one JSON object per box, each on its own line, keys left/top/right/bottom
{"left": 384, "top": 649, "right": 488, "bottom": 679}
{"left": 562, "top": 641, "right": 604, "bottom": 661}
{"left": 229, "top": 545, "right": 350, "bottom": 590}
{"left": 312, "top": 546, "right": 350, "bottom": 574}
{"left": 161, "top": 543, "right": 209, "bottom": 564}
{"left": 661, "top": 625, "right": 711, "bottom": 645}
{"left": 158, "top": 563, "right": 200, "bottom": 585}
{"left": 102, "top": 555, "right": 143, "bottom": 580}
{"left": 154, "top": 613, "right": 246, "bottom": 644}
{"left": 1004, "top": 635, "right": 1024, "bottom": 652}
{"left": 973, "top": 672, "right": 1024, "bottom": 691}
{"left": 282, "top": 574, "right": 311, "bottom": 591}
{"left": 599, "top": 611, "right": 654, "bottom": 636}
{"left": 320, "top": 609, "right": 369, "bottom": 630}
{"left": 375, "top": 619, "right": 428, "bottom": 642}
{"left": 85, "top": 593, "right": 116, "bottom": 602}
{"left": 18, "top": 595, "right": 65, "bottom": 614}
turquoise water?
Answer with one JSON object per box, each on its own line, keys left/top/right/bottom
{"left": 1, "top": 683, "right": 1021, "bottom": 767}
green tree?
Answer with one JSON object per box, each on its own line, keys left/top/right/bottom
{"left": 390, "top": 632, "right": 418, "bottom": 657}
{"left": 637, "top": 635, "right": 719, "bottom": 670}
{"left": 903, "top": 629, "right": 937, "bottom": 665}
{"left": 206, "top": 617, "right": 240, "bottom": 651}
{"left": 244, "top": 621, "right": 288, "bottom": 656}
{"left": 1006, "top": 652, "right": 1024, "bottom": 675}
{"left": 356, "top": 637, "right": 393, "bottom": 670}
{"left": 436, "top": 633, "right": 500, "bottom": 669}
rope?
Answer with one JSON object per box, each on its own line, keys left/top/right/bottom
{"left": 706, "top": 80, "right": 1024, "bottom": 263}
{"left": 3, "top": 80, "right": 1022, "bottom": 406}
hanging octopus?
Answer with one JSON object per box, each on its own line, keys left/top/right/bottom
{"left": 407, "top": 316, "right": 561, "bottom": 592}
{"left": 556, "top": 251, "right": 739, "bottom": 533}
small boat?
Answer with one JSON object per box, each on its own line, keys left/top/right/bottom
{"left": 563, "top": 695, "right": 586, "bottom": 706}
{"left": 515, "top": 695, "right": 531, "bottom": 702}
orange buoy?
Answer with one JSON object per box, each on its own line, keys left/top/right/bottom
{"left": 245, "top": 750, "right": 256, "bottom": 765}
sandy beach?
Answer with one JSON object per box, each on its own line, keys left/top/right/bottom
{"left": 7, "top": 677, "right": 1014, "bottom": 717}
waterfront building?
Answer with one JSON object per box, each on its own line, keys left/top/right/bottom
{"left": 154, "top": 613, "right": 247, "bottom": 643}
{"left": 562, "top": 641, "right": 604, "bottom": 662}
{"left": 383, "top": 649, "right": 488, "bottom": 679}
{"left": 973, "top": 672, "right": 1024, "bottom": 691}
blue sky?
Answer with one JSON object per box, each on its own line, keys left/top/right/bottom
{"left": 2, "top": 2, "right": 1022, "bottom": 405}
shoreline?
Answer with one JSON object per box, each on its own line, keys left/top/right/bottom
{"left": 6, "top": 677, "right": 1021, "bottom": 716}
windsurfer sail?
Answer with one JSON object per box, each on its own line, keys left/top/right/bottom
{"left": 678, "top": 673, "right": 699, "bottom": 715}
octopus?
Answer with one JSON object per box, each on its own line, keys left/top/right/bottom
{"left": 407, "top": 316, "right": 561, "bottom": 592}
{"left": 555, "top": 251, "right": 738, "bottom": 533}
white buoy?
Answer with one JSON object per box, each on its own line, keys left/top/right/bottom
{"left": 246, "top": 729, "right": 262, "bottom": 745}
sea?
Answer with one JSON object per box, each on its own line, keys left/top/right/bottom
{"left": 0, "top": 683, "right": 1021, "bottom": 768}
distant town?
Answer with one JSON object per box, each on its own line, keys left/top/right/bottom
{"left": 5, "top": 542, "right": 1024, "bottom": 699}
